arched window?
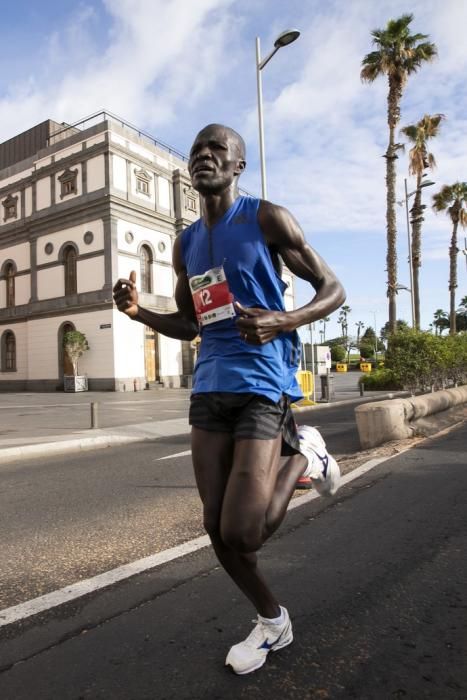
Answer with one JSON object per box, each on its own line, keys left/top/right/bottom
{"left": 140, "top": 245, "right": 152, "bottom": 293}
{"left": 5, "top": 263, "right": 15, "bottom": 307}
{"left": 1, "top": 330, "right": 16, "bottom": 371}
{"left": 63, "top": 246, "right": 77, "bottom": 295}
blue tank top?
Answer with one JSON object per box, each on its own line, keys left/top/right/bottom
{"left": 181, "top": 196, "right": 302, "bottom": 402}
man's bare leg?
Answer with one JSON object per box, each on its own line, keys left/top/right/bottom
{"left": 192, "top": 428, "right": 286, "bottom": 618}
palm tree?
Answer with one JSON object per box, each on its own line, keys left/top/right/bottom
{"left": 400, "top": 113, "right": 444, "bottom": 328}
{"left": 432, "top": 183, "right": 467, "bottom": 334}
{"left": 361, "top": 14, "right": 437, "bottom": 333}
{"left": 319, "top": 316, "right": 330, "bottom": 342}
{"left": 433, "top": 308, "right": 449, "bottom": 336}
{"left": 338, "top": 305, "right": 351, "bottom": 340}
{"left": 355, "top": 321, "right": 365, "bottom": 347}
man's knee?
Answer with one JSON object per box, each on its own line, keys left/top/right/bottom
{"left": 220, "top": 522, "right": 263, "bottom": 553}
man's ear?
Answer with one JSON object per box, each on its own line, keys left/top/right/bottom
{"left": 235, "top": 159, "right": 246, "bottom": 176}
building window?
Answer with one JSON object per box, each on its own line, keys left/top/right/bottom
{"left": 1, "top": 331, "right": 16, "bottom": 372}
{"left": 140, "top": 245, "right": 152, "bottom": 293}
{"left": 5, "top": 263, "right": 15, "bottom": 307}
{"left": 135, "top": 169, "right": 151, "bottom": 196}
{"left": 63, "top": 245, "right": 77, "bottom": 295}
{"left": 2, "top": 194, "right": 18, "bottom": 222}
{"left": 58, "top": 168, "right": 78, "bottom": 199}
{"left": 184, "top": 187, "right": 198, "bottom": 212}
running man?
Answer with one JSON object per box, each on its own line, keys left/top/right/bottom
{"left": 113, "top": 124, "right": 345, "bottom": 674}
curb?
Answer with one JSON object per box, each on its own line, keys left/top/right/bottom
{"left": 291, "top": 390, "right": 409, "bottom": 412}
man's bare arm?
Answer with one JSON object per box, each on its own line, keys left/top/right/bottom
{"left": 235, "top": 201, "right": 345, "bottom": 344}
{"left": 112, "top": 236, "right": 199, "bottom": 341}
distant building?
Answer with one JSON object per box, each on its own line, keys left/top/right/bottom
{"left": 0, "top": 111, "right": 295, "bottom": 392}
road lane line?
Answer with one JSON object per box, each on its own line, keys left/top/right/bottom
{"left": 157, "top": 449, "right": 192, "bottom": 460}
{"left": 0, "top": 450, "right": 407, "bottom": 628}
{"left": 0, "top": 535, "right": 210, "bottom": 628}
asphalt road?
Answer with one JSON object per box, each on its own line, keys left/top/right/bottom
{"left": 0, "top": 402, "right": 361, "bottom": 611}
{"left": 0, "top": 423, "right": 465, "bottom": 699}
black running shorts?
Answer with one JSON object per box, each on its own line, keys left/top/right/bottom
{"left": 189, "top": 392, "right": 300, "bottom": 456}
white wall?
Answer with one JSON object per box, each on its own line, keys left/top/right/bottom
{"left": 0, "top": 167, "right": 32, "bottom": 188}
{"left": 86, "top": 135, "right": 106, "bottom": 148}
{"left": 36, "top": 219, "right": 104, "bottom": 266}
{"left": 157, "top": 176, "right": 170, "bottom": 210}
{"left": 14, "top": 274, "right": 31, "bottom": 306}
{"left": 283, "top": 272, "right": 295, "bottom": 311}
{"left": 54, "top": 143, "right": 83, "bottom": 162}
{"left": 154, "top": 263, "right": 173, "bottom": 297}
{"left": 87, "top": 154, "right": 105, "bottom": 192}
{"left": 37, "top": 266, "right": 64, "bottom": 300}
{"left": 112, "top": 154, "right": 127, "bottom": 193}
{"left": 159, "top": 335, "right": 183, "bottom": 377}
{"left": 77, "top": 256, "right": 105, "bottom": 293}
{"left": 117, "top": 218, "right": 172, "bottom": 263}
{"left": 0, "top": 242, "right": 30, "bottom": 269}
{"left": 25, "top": 186, "right": 32, "bottom": 217}
{"left": 36, "top": 176, "right": 51, "bottom": 210}
{"left": 112, "top": 308, "right": 145, "bottom": 379}
{"left": 26, "top": 310, "right": 116, "bottom": 380}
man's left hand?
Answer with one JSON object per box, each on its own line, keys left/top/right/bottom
{"left": 235, "top": 302, "right": 292, "bottom": 345}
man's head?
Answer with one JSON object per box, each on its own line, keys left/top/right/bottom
{"left": 188, "top": 124, "right": 246, "bottom": 195}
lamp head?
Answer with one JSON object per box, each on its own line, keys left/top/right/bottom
{"left": 274, "top": 29, "right": 300, "bottom": 48}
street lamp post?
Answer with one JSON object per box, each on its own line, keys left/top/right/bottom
{"left": 400, "top": 177, "right": 435, "bottom": 328}
{"left": 404, "top": 178, "right": 416, "bottom": 328}
{"left": 256, "top": 29, "right": 300, "bottom": 199}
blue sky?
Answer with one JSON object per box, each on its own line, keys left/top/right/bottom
{"left": 1, "top": 0, "right": 466, "bottom": 341}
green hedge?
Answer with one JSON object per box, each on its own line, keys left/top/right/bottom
{"left": 359, "top": 368, "right": 402, "bottom": 390}
{"left": 384, "top": 329, "right": 467, "bottom": 394}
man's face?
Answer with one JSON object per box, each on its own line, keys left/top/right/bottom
{"left": 188, "top": 126, "right": 245, "bottom": 195}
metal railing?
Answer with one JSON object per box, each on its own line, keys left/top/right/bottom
{"left": 47, "top": 109, "right": 254, "bottom": 196}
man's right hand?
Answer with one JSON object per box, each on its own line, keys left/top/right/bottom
{"left": 113, "top": 270, "right": 139, "bottom": 317}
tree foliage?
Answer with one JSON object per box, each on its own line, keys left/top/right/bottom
{"left": 433, "top": 182, "right": 467, "bottom": 334}
{"left": 63, "top": 330, "right": 90, "bottom": 376}
{"left": 384, "top": 328, "right": 467, "bottom": 394}
{"left": 361, "top": 13, "right": 437, "bottom": 332}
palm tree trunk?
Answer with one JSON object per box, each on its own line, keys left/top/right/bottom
{"left": 449, "top": 219, "right": 459, "bottom": 334}
{"left": 411, "top": 174, "right": 423, "bottom": 329}
{"left": 386, "top": 81, "right": 401, "bottom": 333}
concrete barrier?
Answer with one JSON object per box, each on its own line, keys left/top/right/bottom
{"left": 355, "top": 385, "right": 467, "bottom": 449}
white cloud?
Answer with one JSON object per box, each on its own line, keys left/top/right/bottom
{"left": 1, "top": 0, "right": 466, "bottom": 334}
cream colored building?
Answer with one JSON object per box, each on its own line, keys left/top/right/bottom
{"left": 0, "top": 112, "right": 295, "bottom": 391}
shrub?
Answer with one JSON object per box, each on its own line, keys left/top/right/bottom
{"left": 385, "top": 328, "right": 467, "bottom": 393}
{"left": 359, "top": 368, "right": 401, "bottom": 390}
{"left": 359, "top": 343, "right": 375, "bottom": 359}
{"left": 331, "top": 345, "right": 346, "bottom": 362}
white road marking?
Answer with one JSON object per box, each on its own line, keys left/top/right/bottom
{"left": 157, "top": 449, "right": 192, "bottom": 460}
{"left": 0, "top": 449, "right": 409, "bottom": 628}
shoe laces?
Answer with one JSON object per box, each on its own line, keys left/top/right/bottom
{"left": 243, "top": 618, "right": 269, "bottom": 648}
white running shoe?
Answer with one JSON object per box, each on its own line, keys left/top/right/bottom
{"left": 225, "top": 606, "right": 293, "bottom": 675}
{"left": 298, "top": 425, "right": 340, "bottom": 497}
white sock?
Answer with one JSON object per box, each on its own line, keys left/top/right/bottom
{"left": 259, "top": 606, "right": 286, "bottom": 626}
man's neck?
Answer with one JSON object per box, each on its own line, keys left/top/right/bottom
{"left": 200, "top": 187, "right": 239, "bottom": 228}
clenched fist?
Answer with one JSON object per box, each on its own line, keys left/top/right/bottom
{"left": 113, "top": 270, "right": 139, "bottom": 317}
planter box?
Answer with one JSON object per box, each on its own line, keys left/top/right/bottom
{"left": 64, "top": 375, "right": 88, "bottom": 392}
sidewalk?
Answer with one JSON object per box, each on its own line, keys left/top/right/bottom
{"left": 0, "top": 373, "right": 403, "bottom": 464}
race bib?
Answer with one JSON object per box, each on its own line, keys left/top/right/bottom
{"left": 189, "top": 266, "right": 235, "bottom": 326}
